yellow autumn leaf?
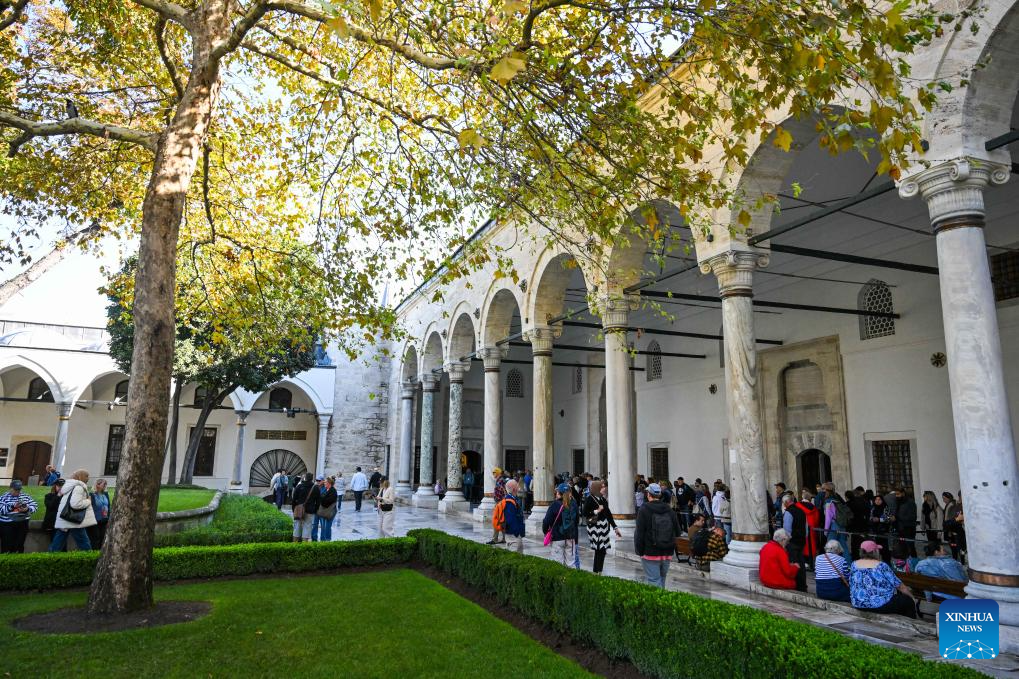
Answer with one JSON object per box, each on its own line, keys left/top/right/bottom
{"left": 490, "top": 51, "right": 526, "bottom": 85}
{"left": 503, "top": 0, "right": 527, "bottom": 14}
{"left": 457, "top": 128, "right": 487, "bottom": 150}
{"left": 772, "top": 126, "right": 793, "bottom": 152}
{"left": 737, "top": 210, "right": 752, "bottom": 227}
{"left": 326, "top": 17, "right": 349, "bottom": 37}
{"left": 367, "top": 0, "right": 382, "bottom": 22}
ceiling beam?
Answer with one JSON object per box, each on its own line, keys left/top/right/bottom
{"left": 640, "top": 290, "right": 899, "bottom": 319}
{"left": 472, "top": 357, "right": 645, "bottom": 372}
{"left": 768, "top": 243, "right": 938, "bottom": 275}
{"left": 561, "top": 320, "right": 784, "bottom": 346}
{"left": 749, "top": 182, "right": 896, "bottom": 245}
{"left": 508, "top": 340, "right": 706, "bottom": 359}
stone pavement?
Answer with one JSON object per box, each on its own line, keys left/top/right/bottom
{"left": 309, "top": 500, "right": 1018, "bottom": 677}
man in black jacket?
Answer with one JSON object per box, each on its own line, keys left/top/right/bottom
{"left": 634, "top": 483, "right": 681, "bottom": 588}
{"left": 894, "top": 487, "right": 918, "bottom": 557}
{"left": 674, "top": 477, "right": 694, "bottom": 531}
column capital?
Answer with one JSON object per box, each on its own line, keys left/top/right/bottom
{"left": 523, "top": 325, "right": 562, "bottom": 356}
{"left": 418, "top": 373, "right": 440, "bottom": 392}
{"left": 594, "top": 293, "right": 639, "bottom": 331}
{"left": 317, "top": 413, "right": 330, "bottom": 428}
{"left": 399, "top": 380, "right": 417, "bottom": 399}
{"left": 55, "top": 401, "right": 72, "bottom": 419}
{"left": 700, "top": 248, "right": 769, "bottom": 298}
{"left": 443, "top": 361, "right": 470, "bottom": 384}
{"left": 477, "top": 345, "right": 508, "bottom": 372}
{"left": 898, "top": 157, "right": 1009, "bottom": 231}
{"left": 234, "top": 410, "right": 249, "bottom": 424}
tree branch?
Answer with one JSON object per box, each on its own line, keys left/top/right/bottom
{"left": 0, "top": 221, "right": 101, "bottom": 306}
{"left": 0, "top": 111, "right": 159, "bottom": 156}
{"left": 0, "top": 0, "right": 28, "bottom": 32}
{"left": 130, "top": 0, "right": 194, "bottom": 33}
{"left": 267, "top": 1, "right": 462, "bottom": 71}
{"left": 154, "top": 16, "right": 185, "bottom": 100}
{"left": 210, "top": 1, "right": 270, "bottom": 63}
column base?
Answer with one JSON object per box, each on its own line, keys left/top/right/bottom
{"left": 395, "top": 481, "right": 413, "bottom": 498}
{"left": 412, "top": 493, "right": 440, "bottom": 509}
{"left": 474, "top": 496, "right": 496, "bottom": 522}
{"left": 439, "top": 490, "right": 469, "bottom": 514}
{"left": 965, "top": 580, "right": 1019, "bottom": 653}
{"left": 610, "top": 519, "right": 636, "bottom": 555}
{"left": 711, "top": 538, "right": 766, "bottom": 589}
{"left": 227, "top": 483, "right": 245, "bottom": 494}
{"left": 525, "top": 514, "right": 545, "bottom": 537}
{"left": 415, "top": 485, "right": 436, "bottom": 496}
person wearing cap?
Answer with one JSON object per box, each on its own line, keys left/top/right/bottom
{"left": 0, "top": 480, "right": 38, "bottom": 553}
{"left": 634, "top": 482, "right": 681, "bottom": 588}
{"left": 42, "top": 478, "right": 67, "bottom": 549}
{"left": 542, "top": 482, "right": 580, "bottom": 567}
{"left": 849, "top": 539, "right": 917, "bottom": 618}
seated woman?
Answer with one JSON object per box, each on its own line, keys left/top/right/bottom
{"left": 850, "top": 540, "right": 917, "bottom": 618}
{"left": 915, "top": 540, "right": 967, "bottom": 601}
{"left": 759, "top": 528, "right": 803, "bottom": 591}
{"left": 814, "top": 539, "right": 851, "bottom": 602}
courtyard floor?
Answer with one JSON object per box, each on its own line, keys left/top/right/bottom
{"left": 0, "top": 569, "right": 594, "bottom": 678}
{"left": 314, "top": 498, "right": 1019, "bottom": 677}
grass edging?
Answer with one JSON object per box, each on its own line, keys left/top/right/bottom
{"left": 153, "top": 494, "right": 291, "bottom": 547}
{"left": 0, "top": 538, "right": 416, "bottom": 590}
{"left": 408, "top": 529, "right": 981, "bottom": 679}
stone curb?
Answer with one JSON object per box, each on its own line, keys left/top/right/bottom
{"left": 155, "top": 490, "right": 224, "bottom": 522}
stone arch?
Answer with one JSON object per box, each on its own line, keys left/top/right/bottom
{"left": 420, "top": 328, "right": 444, "bottom": 375}
{"left": 446, "top": 305, "right": 478, "bottom": 364}
{"left": 0, "top": 354, "right": 66, "bottom": 403}
{"left": 527, "top": 246, "right": 590, "bottom": 327}
{"left": 923, "top": 1, "right": 1019, "bottom": 164}
{"left": 401, "top": 343, "right": 419, "bottom": 383}
{"left": 71, "top": 369, "right": 130, "bottom": 406}
{"left": 268, "top": 375, "right": 325, "bottom": 414}
{"left": 480, "top": 283, "right": 524, "bottom": 347}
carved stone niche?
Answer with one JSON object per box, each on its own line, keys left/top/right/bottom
{"left": 758, "top": 336, "right": 851, "bottom": 493}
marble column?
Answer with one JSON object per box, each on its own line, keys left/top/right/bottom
{"left": 702, "top": 249, "right": 771, "bottom": 585}
{"left": 525, "top": 326, "right": 559, "bottom": 507}
{"left": 396, "top": 380, "right": 416, "bottom": 495}
{"left": 315, "top": 414, "right": 329, "bottom": 479}
{"left": 900, "top": 158, "right": 1019, "bottom": 642}
{"left": 413, "top": 374, "right": 440, "bottom": 509}
{"left": 54, "top": 402, "right": 72, "bottom": 472}
{"left": 439, "top": 362, "right": 470, "bottom": 512}
{"left": 601, "top": 295, "right": 639, "bottom": 522}
{"left": 229, "top": 410, "right": 249, "bottom": 493}
{"left": 475, "top": 345, "right": 507, "bottom": 521}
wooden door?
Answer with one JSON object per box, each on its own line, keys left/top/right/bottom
{"left": 13, "top": 441, "right": 52, "bottom": 483}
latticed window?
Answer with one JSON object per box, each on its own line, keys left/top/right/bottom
{"left": 27, "top": 377, "right": 53, "bottom": 402}
{"left": 858, "top": 279, "right": 895, "bottom": 340}
{"left": 872, "top": 439, "right": 914, "bottom": 499}
{"left": 991, "top": 251, "right": 1019, "bottom": 302}
{"left": 269, "top": 387, "right": 293, "bottom": 411}
{"left": 114, "top": 380, "right": 129, "bottom": 402}
{"left": 571, "top": 366, "right": 583, "bottom": 394}
{"left": 650, "top": 447, "right": 669, "bottom": 481}
{"left": 646, "top": 341, "right": 663, "bottom": 381}
{"left": 104, "top": 424, "right": 125, "bottom": 475}
{"left": 505, "top": 368, "right": 524, "bottom": 398}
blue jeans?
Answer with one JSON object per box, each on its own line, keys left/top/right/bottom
{"left": 722, "top": 521, "right": 733, "bottom": 544}
{"left": 50, "top": 528, "right": 91, "bottom": 551}
{"left": 641, "top": 558, "right": 671, "bottom": 588}
{"left": 312, "top": 515, "right": 332, "bottom": 541}
{"left": 274, "top": 488, "right": 285, "bottom": 509}
{"left": 827, "top": 523, "right": 849, "bottom": 559}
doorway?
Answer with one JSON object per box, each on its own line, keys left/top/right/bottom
{"left": 13, "top": 440, "right": 52, "bottom": 484}
{"left": 798, "top": 448, "right": 832, "bottom": 493}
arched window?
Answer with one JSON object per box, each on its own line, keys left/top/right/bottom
{"left": 193, "top": 385, "right": 208, "bottom": 406}
{"left": 646, "top": 341, "right": 662, "bottom": 382}
{"left": 27, "top": 377, "right": 53, "bottom": 402}
{"left": 571, "top": 366, "right": 583, "bottom": 394}
{"left": 859, "top": 279, "right": 895, "bottom": 340}
{"left": 114, "top": 380, "right": 129, "bottom": 402}
{"left": 505, "top": 368, "right": 524, "bottom": 398}
{"left": 269, "top": 387, "right": 293, "bottom": 411}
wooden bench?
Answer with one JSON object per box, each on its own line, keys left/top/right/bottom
{"left": 898, "top": 571, "right": 968, "bottom": 599}
{"left": 675, "top": 536, "right": 708, "bottom": 570}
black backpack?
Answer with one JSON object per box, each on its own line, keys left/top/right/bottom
{"left": 691, "top": 527, "right": 711, "bottom": 556}
{"left": 650, "top": 510, "right": 675, "bottom": 550}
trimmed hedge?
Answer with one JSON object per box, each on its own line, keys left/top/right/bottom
{"left": 0, "top": 538, "right": 416, "bottom": 591}
{"left": 154, "top": 494, "right": 291, "bottom": 547}
{"left": 409, "top": 529, "right": 982, "bottom": 679}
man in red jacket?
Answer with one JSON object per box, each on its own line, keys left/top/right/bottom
{"left": 759, "top": 529, "right": 804, "bottom": 591}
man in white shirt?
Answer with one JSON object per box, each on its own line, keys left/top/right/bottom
{"left": 350, "top": 467, "right": 369, "bottom": 512}
{"left": 332, "top": 472, "right": 347, "bottom": 526}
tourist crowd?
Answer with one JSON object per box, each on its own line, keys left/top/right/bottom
{"left": 0, "top": 468, "right": 110, "bottom": 553}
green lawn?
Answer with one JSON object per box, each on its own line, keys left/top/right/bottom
{"left": 20, "top": 486, "right": 216, "bottom": 519}
{"left": 0, "top": 569, "right": 593, "bottom": 678}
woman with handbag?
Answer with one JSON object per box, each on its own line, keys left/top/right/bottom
{"left": 49, "top": 469, "right": 96, "bottom": 551}
{"left": 542, "top": 482, "right": 579, "bottom": 567}
{"left": 814, "top": 539, "right": 851, "bottom": 602}
{"left": 376, "top": 478, "right": 396, "bottom": 537}
{"left": 582, "top": 480, "right": 620, "bottom": 574}
{"left": 291, "top": 473, "right": 316, "bottom": 542}
{"left": 314, "top": 476, "right": 338, "bottom": 542}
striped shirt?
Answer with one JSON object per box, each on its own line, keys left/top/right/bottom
{"left": 0, "top": 491, "right": 38, "bottom": 522}
{"left": 814, "top": 552, "right": 849, "bottom": 581}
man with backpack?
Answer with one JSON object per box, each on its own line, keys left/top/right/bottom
{"left": 493, "top": 479, "right": 526, "bottom": 553}
{"left": 822, "top": 482, "right": 852, "bottom": 558}
{"left": 634, "top": 483, "right": 681, "bottom": 588}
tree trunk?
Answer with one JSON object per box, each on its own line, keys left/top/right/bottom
{"left": 164, "top": 379, "right": 182, "bottom": 485}
{"left": 87, "top": 4, "right": 231, "bottom": 615}
{"left": 0, "top": 222, "right": 99, "bottom": 306}
{"left": 178, "top": 386, "right": 232, "bottom": 485}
